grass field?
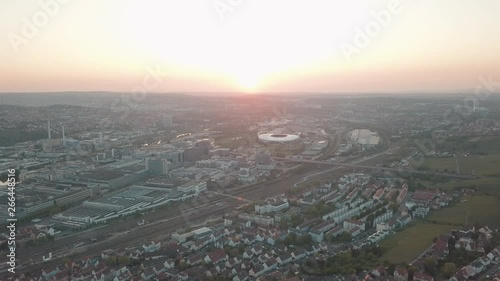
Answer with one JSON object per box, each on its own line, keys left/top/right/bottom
{"left": 443, "top": 136, "right": 500, "bottom": 155}
{"left": 380, "top": 196, "right": 500, "bottom": 264}
{"left": 420, "top": 136, "right": 500, "bottom": 177}
{"left": 427, "top": 195, "right": 500, "bottom": 227}
{"left": 423, "top": 155, "right": 500, "bottom": 177}
{"left": 379, "top": 136, "right": 500, "bottom": 264}
{"left": 379, "top": 222, "right": 455, "bottom": 264}
{"left": 466, "top": 136, "right": 500, "bottom": 155}
{"left": 418, "top": 177, "right": 500, "bottom": 192}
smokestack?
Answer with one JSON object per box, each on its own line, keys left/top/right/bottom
{"left": 48, "top": 120, "right": 51, "bottom": 139}
{"left": 62, "top": 126, "right": 66, "bottom": 145}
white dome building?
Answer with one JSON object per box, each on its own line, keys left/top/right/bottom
{"left": 257, "top": 132, "right": 300, "bottom": 144}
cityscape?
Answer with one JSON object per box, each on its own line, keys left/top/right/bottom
{"left": 1, "top": 1, "right": 500, "bottom": 281}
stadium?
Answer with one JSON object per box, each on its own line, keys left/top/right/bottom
{"left": 257, "top": 131, "right": 301, "bottom": 144}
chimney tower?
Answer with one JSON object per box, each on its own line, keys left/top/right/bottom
{"left": 48, "top": 120, "right": 51, "bottom": 139}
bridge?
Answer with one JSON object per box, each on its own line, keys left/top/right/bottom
{"left": 272, "top": 157, "right": 479, "bottom": 179}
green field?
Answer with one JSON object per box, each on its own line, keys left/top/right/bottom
{"left": 380, "top": 195, "right": 500, "bottom": 264}
{"left": 380, "top": 222, "right": 455, "bottom": 264}
{"left": 421, "top": 136, "right": 500, "bottom": 177}
{"left": 442, "top": 136, "right": 500, "bottom": 155}
{"left": 465, "top": 136, "right": 500, "bottom": 155}
{"left": 379, "top": 136, "right": 500, "bottom": 264}
{"left": 418, "top": 177, "right": 500, "bottom": 192}
{"left": 427, "top": 195, "right": 500, "bottom": 227}
{"left": 423, "top": 155, "right": 500, "bottom": 177}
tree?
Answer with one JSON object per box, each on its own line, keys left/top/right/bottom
{"left": 408, "top": 266, "right": 418, "bottom": 280}
{"left": 178, "top": 260, "right": 188, "bottom": 271}
{"left": 237, "top": 244, "right": 246, "bottom": 254}
{"left": 386, "top": 263, "right": 396, "bottom": 276}
{"left": 296, "top": 234, "right": 313, "bottom": 246}
{"left": 284, "top": 233, "right": 297, "bottom": 246}
{"left": 338, "top": 232, "right": 352, "bottom": 243}
{"left": 389, "top": 203, "right": 399, "bottom": 212}
{"left": 367, "top": 214, "right": 375, "bottom": 222}
{"left": 117, "top": 256, "right": 130, "bottom": 266}
{"left": 279, "top": 219, "right": 288, "bottom": 229}
{"left": 423, "top": 257, "right": 438, "bottom": 277}
{"left": 106, "top": 256, "right": 117, "bottom": 266}
{"left": 63, "top": 258, "right": 72, "bottom": 268}
{"left": 290, "top": 214, "right": 304, "bottom": 227}
{"left": 448, "top": 236, "right": 457, "bottom": 249}
{"left": 442, "top": 262, "right": 456, "bottom": 278}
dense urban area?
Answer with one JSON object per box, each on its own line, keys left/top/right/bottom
{"left": 1, "top": 93, "right": 500, "bottom": 281}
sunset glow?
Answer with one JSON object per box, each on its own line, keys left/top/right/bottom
{"left": 1, "top": 0, "right": 499, "bottom": 93}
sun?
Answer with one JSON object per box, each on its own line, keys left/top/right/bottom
{"left": 237, "top": 75, "right": 261, "bottom": 92}
{"left": 232, "top": 68, "right": 266, "bottom": 93}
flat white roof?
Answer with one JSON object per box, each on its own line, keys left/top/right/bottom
{"left": 191, "top": 227, "right": 212, "bottom": 235}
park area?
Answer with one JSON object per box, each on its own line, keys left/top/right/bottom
{"left": 379, "top": 222, "right": 454, "bottom": 264}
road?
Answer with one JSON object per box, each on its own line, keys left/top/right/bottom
{"left": 274, "top": 156, "right": 479, "bottom": 179}
{"left": 293, "top": 147, "right": 397, "bottom": 187}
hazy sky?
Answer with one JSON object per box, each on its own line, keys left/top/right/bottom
{"left": 1, "top": 0, "right": 499, "bottom": 93}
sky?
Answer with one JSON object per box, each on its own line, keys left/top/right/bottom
{"left": 1, "top": 0, "right": 499, "bottom": 94}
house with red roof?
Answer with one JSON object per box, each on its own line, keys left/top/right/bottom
{"left": 414, "top": 272, "right": 434, "bottom": 281}
{"left": 371, "top": 265, "right": 386, "bottom": 277}
{"left": 204, "top": 249, "right": 228, "bottom": 264}
{"left": 393, "top": 266, "right": 408, "bottom": 281}
{"left": 434, "top": 235, "right": 450, "bottom": 258}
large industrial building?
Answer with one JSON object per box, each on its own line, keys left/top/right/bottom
{"left": 53, "top": 185, "right": 198, "bottom": 227}
{"left": 73, "top": 167, "right": 149, "bottom": 190}
{"left": 146, "top": 157, "right": 169, "bottom": 176}
{"left": 349, "top": 129, "right": 380, "bottom": 149}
